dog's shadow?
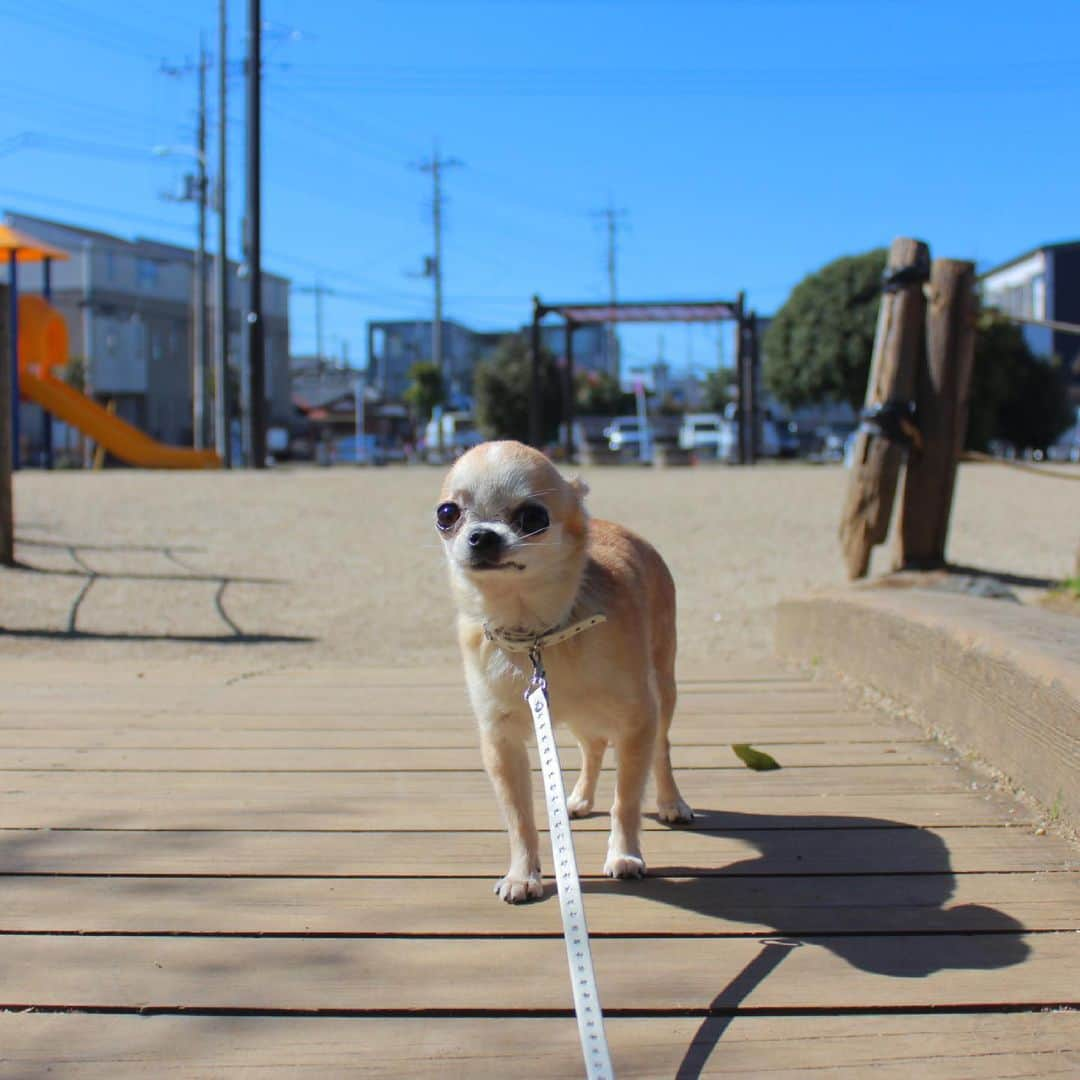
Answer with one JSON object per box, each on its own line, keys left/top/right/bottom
{"left": 579, "top": 807, "right": 1030, "bottom": 1078}
{"left": 590, "top": 807, "right": 1029, "bottom": 977}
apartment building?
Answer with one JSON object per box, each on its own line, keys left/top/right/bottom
{"left": 980, "top": 241, "right": 1080, "bottom": 406}
{"left": 366, "top": 317, "right": 609, "bottom": 406}
{"left": 4, "top": 211, "right": 292, "bottom": 452}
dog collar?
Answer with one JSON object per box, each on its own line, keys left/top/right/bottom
{"left": 482, "top": 613, "right": 607, "bottom": 654}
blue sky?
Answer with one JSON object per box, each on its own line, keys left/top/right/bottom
{"left": 2, "top": 0, "right": 1078, "bottom": 377}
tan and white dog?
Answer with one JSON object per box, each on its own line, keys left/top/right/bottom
{"left": 436, "top": 439, "right": 693, "bottom": 903}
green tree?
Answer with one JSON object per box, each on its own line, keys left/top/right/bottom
{"left": 968, "top": 310, "right": 1073, "bottom": 452}
{"left": 575, "top": 371, "right": 633, "bottom": 416}
{"left": 702, "top": 367, "right": 736, "bottom": 413}
{"left": 763, "top": 248, "right": 887, "bottom": 411}
{"left": 402, "top": 361, "right": 445, "bottom": 424}
{"left": 764, "top": 249, "right": 1073, "bottom": 452}
{"left": 474, "top": 334, "right": 562, "bottom": 443}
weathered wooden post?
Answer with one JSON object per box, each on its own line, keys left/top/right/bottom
{"left": 529, "top": 296, "right": 543, "bottom": 449}
{"left": 893, "top": 259, "right": 977, "bottom": 569}
{"left": 0, "top": 283, "right": 13, "bottom": 566}
{"left": 839, "top": 236, "right": 930, "bottom": 579}
{"left": 563, "top": 318, "right": 576, "bottom": 463}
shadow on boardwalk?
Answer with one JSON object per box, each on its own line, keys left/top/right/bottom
{"left": 587, "top": 807, "right": 1031, "bottom": 1080}
{"left": 3, "top": 535, "right": 315, "bottom": 646}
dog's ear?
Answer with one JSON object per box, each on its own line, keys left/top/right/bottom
{"left": 569, "top": 476, "right": 590, "bottom": 501}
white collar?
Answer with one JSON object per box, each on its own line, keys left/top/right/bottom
{"left": 482, "top": 613, "right": 607, "bottom": 654}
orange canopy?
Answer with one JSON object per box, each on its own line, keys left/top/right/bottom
{"left": 0, "top": 224, "right": 70, "bottom": 263}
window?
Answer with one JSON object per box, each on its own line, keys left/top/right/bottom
{"left": 136, "top": 258, "right": 159, "bottom": 290}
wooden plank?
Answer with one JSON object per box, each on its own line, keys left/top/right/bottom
{"left": 1, "top": 872, "right": 1075, "bottom": 935}
{"left": 0, "top": 712, "right": 898, "bottom": 742}
{"left": 839, "top": 236, "right": 930, "bottom": 579}
{"left": 0, "top": 824, "right": 1065, "bottom": 876}
{"left": 0, "top": 685, "right": 854, "bottom": 717}
{"left": 0, "top": 766, "right": 1013, "bottom": 831}
{"left": 0, "top": 762, "right": 977, "bottom": 795}
{"left": 0, "top": 933, "right": 1074, "bottom": 1011}
{"left": 2, "top": 1009, "right": 1076, "bottom": 1079}
{"left": 0, "top": 657, "right": 808, "bottom": 686}
{"left": 0, "top": 719, "right": 925, "bottom": 748}
{"left": 0, "top": 740, "right": 944, "bottom": 772}
{"left": 0, "top": 790, "right": 1029, "bottom": 831}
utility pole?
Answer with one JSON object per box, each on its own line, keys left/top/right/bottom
{"left": 160, "top": 44, "right": 211, "bottom": 451}
{"left": 294, "top": 281, "right": 333, "bottom": 371}
{"left": 314, "top": 279, "right": 325, "bottom": 370}
{"left": 413, "top": 144, "right": 462, "bottom": 385}
{"left": 591, "top": 198, "right": 628, "bottom": 381}
{"left": 215, "top": 0, "right": 230, "bottom": 466}
{"left": 194, "top": 36, "right": 209, "bottom": 449}
{"left": 244, "top": 0, "right": 266, "bottom": 467}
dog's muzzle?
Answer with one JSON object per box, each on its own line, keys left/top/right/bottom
{"left": 466, "top": 527, "right": 523, "bottom": 570}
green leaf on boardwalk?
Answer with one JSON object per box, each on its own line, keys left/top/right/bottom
{"left": 732, "top": 744, "right": 781, "bottom": 771}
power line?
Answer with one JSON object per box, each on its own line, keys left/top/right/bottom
{"left": 270, "top": 58, "right": 1080, "bottom": 98}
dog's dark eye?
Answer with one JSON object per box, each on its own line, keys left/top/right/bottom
{"left": 514, "top": 503, "right": 550, "bottom": 536}
{"left": 435, "top": 502, "right": 462, "bottom": 532}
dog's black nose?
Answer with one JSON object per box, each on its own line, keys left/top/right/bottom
{"left": 467, "top": 528, "right": 503, "bottom": 557}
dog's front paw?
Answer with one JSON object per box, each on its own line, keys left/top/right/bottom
{"left": 494, "top": 871, "right": 544, "bottom": 904}
{"left": 604, "top": 853, "right": 646, "bottom": 879}
{"left": 566, "top": 790, "right": 594, "bottom": 818}
{"left": 657, "top": 797, "right": 694, "bottom": 824}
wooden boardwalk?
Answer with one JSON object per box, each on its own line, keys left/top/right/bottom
{"left": 0, "top": 660, "right": 1077, "bottom": 1077}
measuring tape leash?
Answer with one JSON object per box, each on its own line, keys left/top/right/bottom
{"left": 526, "top": 646, "right": 614, "bottom": 1080}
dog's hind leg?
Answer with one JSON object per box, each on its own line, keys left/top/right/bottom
{"left": 653, "top": 671, "right": 694, "bottom": 824}
{"left": 567, "top": 735, "right": 607, "bottom": 818}
{"left": 604, "top": 712, "right": 654, "bottom": 879}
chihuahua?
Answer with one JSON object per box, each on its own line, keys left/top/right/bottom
{"left": 436, "top": 439, "right": 693, "bottom": 903}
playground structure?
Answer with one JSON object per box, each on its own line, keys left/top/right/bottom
{"left": 1, "top": 225, "right": 220, "bottom": 472}
{"left": 16, "top": 295, "right": 220, "bottom": 470}
{"left": 528, "top": 295, "right": 763, "bottom": 464}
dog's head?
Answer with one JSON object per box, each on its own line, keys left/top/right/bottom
{"left": 436, "top": 441, "right": 589, "bottom": 605}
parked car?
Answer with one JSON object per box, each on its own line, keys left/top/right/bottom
{"left": 422, "top": 412, "right": 484, "bottom": 462}
{"left": 719, "top": 404, "right": 782, "bottom": 460}
{"left": 1047, "top": 424, "right": 1080, "bottom": 463}
{"left": 603, "top": 415, "right": 653, "bottom": 460}
{"left": 332, "top": 433, "right": 386, "bottom": 465}
{"left": 774, "top": 417, "right": 801, "bottom": 458}
{"left": 678, "top": 413, "right": 734, "bottom": 458}
{"left": 814, "top": 421, "right": 859, "bottom": 461}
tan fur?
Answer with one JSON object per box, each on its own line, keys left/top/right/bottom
{"left": 437, "top": 440, "right": 692, "bottom": 903}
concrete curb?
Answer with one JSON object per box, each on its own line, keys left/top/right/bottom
{"left": 776, "top": 585, "right": 1080, "bottom": 829}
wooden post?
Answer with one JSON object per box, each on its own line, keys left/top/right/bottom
{"left": 528, "top": 296, "right": 543, "bottom": 449}
{"left": 747, "top": 312, "right": 760, "bottom": 461}
{"left": 839, "top": 236, "right": 930, "bottom": 579}
{"left": 893, "top": 259, "right": 977, "bottom": 569}
{"left": 0, "top": 283, "right": 13, "bottom": 566}
{"left": 562, "top": 318, "right": 576, "bottom": 463}
{"left": 734, "top": 292, "right": 752, "bottom": 465}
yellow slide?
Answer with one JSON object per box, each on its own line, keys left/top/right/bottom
{"left": 18, "top": 295, "right": 221, "bottom": 470}
{"left": 21, "top": 370, "right": 221, "bottom": 469}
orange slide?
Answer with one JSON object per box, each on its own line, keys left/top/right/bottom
{"left": 18, "top": 295, "right": 220, "bottom": 469}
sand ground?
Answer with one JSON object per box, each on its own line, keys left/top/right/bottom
{"left": 1, "top": 460, "right": 1076, "bottom": 673}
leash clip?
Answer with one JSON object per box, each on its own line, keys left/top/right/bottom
{"left": 525, "top": 645, "right": 547, "bottom": 700}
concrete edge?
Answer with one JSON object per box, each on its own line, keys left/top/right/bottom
{"left": 775, "top": 586, "right": 1080, "bottom": 831}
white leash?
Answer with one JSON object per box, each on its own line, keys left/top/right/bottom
{"left": 526, "top": 646, "right": 614, "bottom": 1080}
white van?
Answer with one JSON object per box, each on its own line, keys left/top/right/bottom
{"left": 678, "top": 413, "right": 734, "bottom": 458}
{"left": 423, "top": 412, "right": 483, "bottom": 462}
